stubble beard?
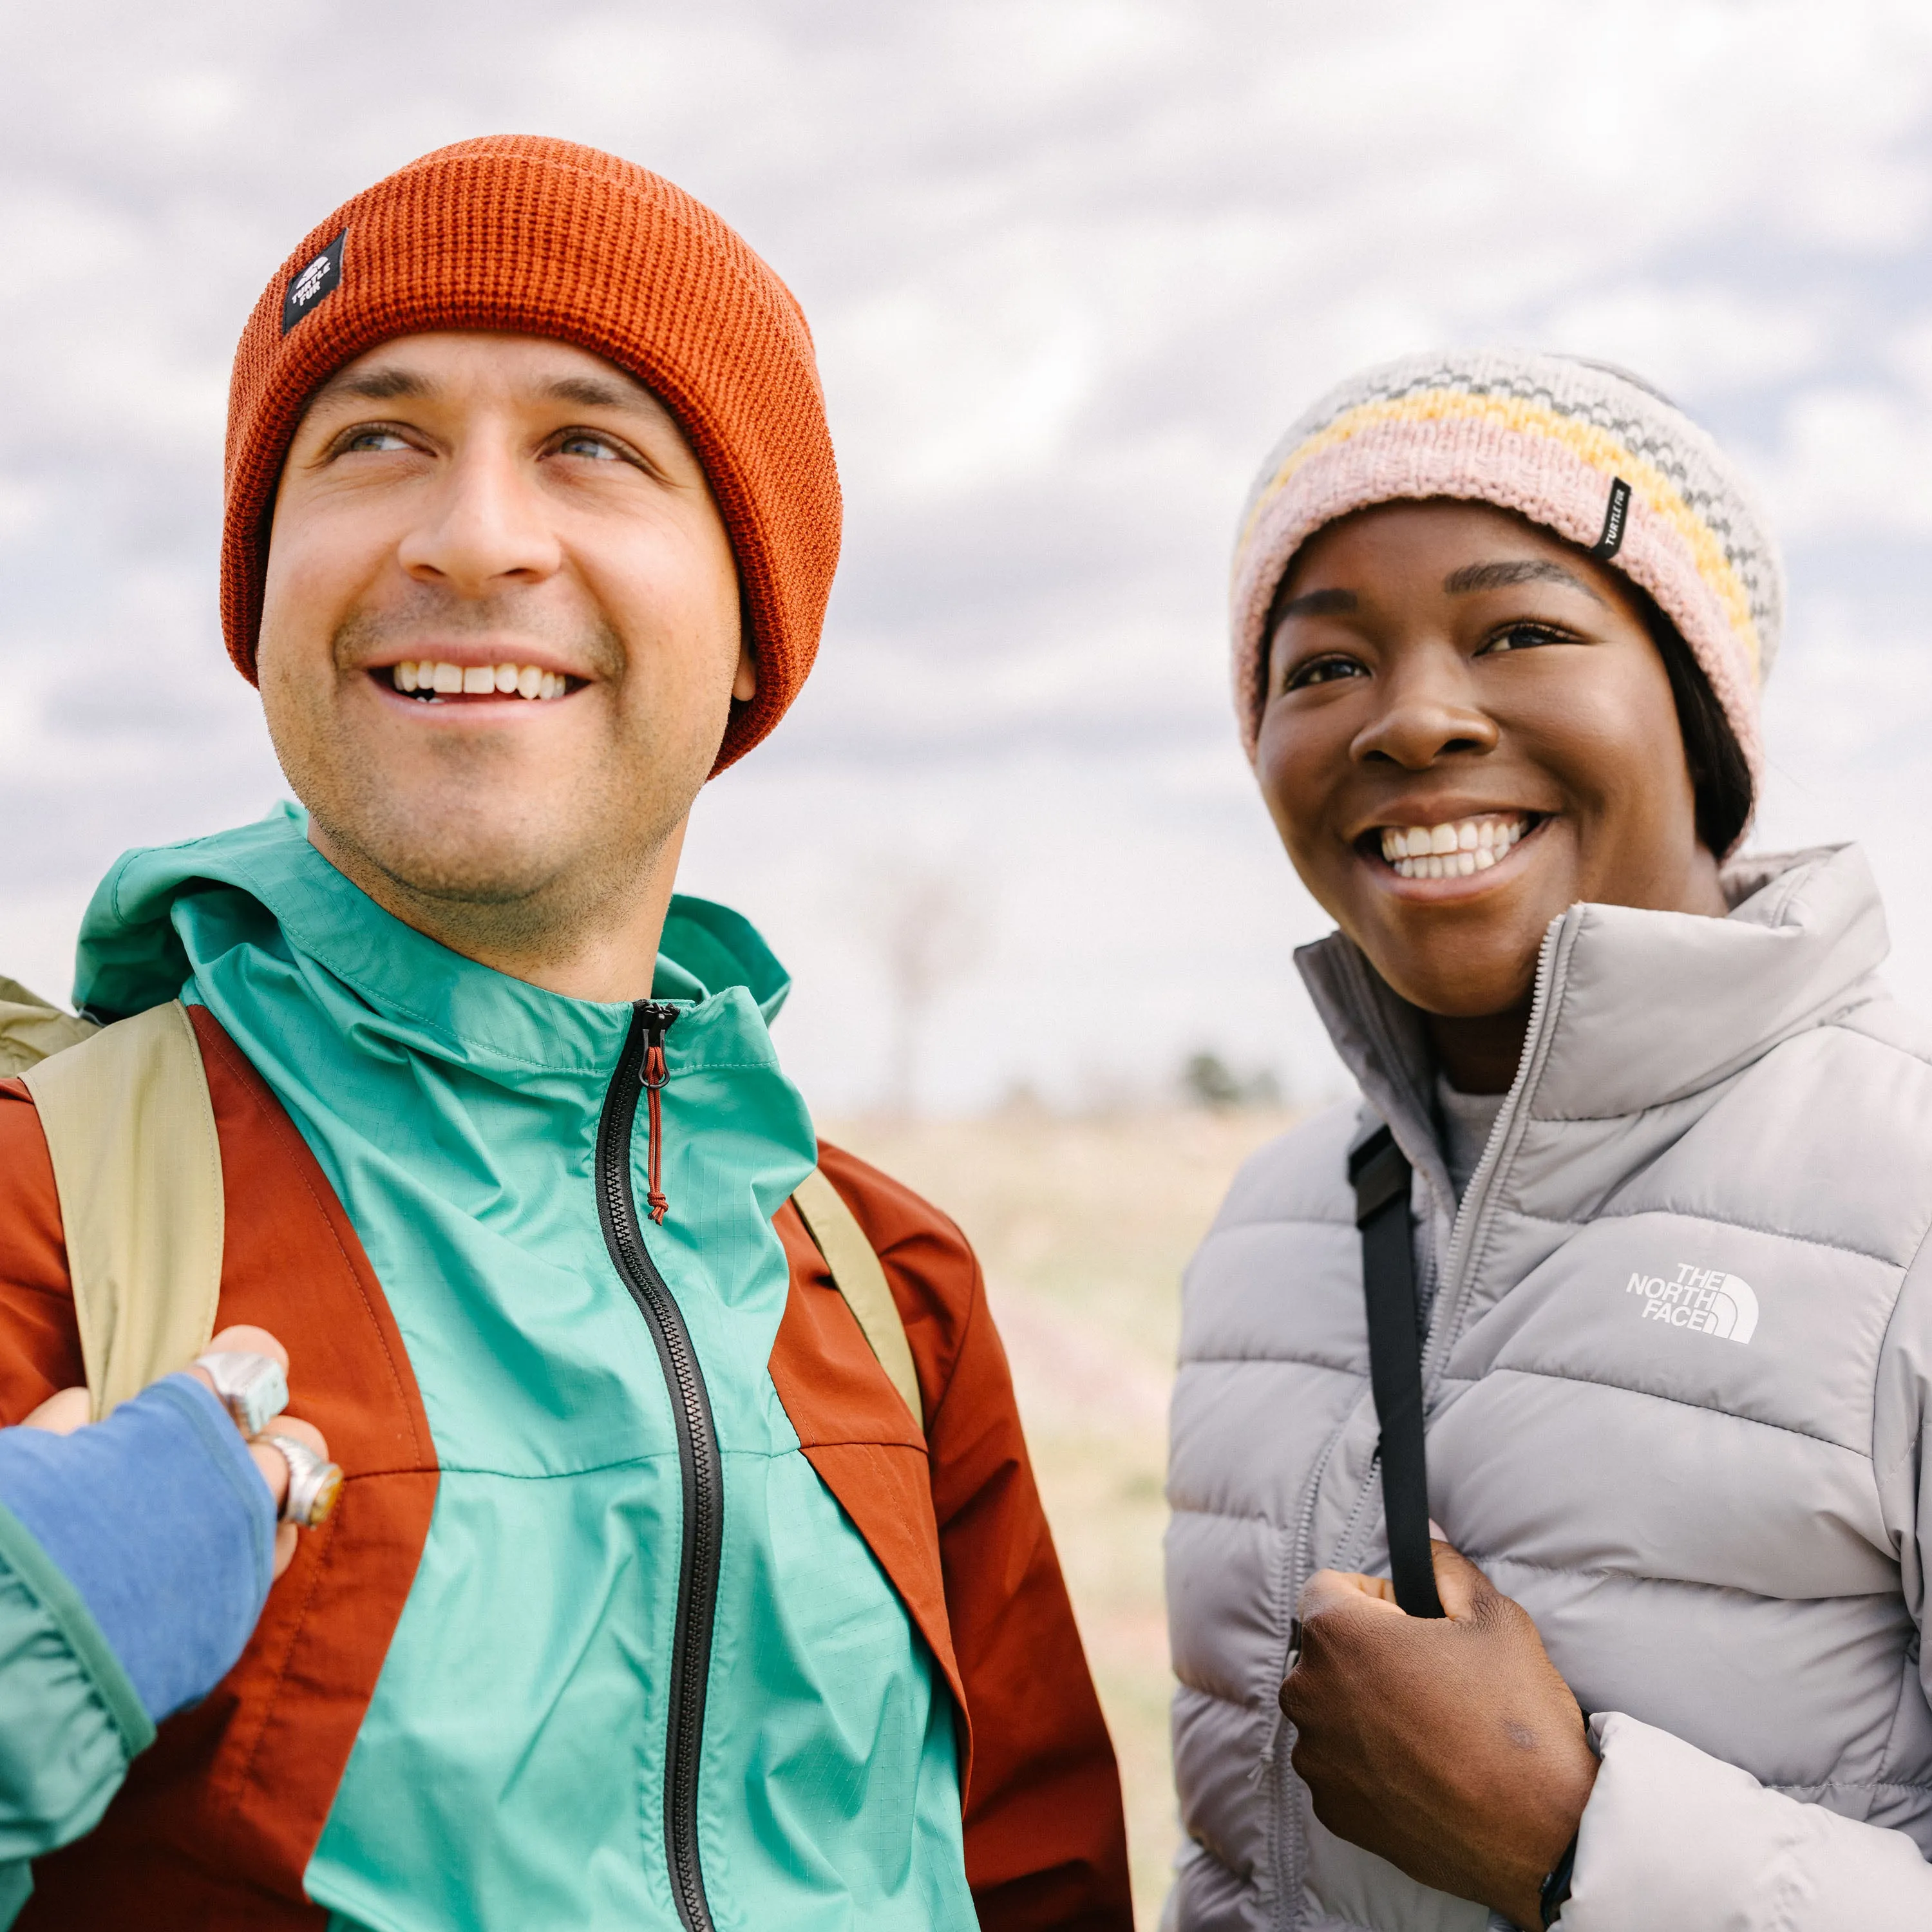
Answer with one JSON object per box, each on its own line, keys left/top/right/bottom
{"left": 274, "top": 600, "right": 696, "bottom": 964}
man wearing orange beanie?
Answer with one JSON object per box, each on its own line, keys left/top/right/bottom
{"left": 0, "top": 137, "right": 1131, "bottom": 1930}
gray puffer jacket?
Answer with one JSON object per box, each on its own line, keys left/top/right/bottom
{"left": 1166, "top": 845, "right": 1932, "bottom": 1930}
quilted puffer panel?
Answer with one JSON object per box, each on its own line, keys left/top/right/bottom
{"left": 1165, "top": 849, "right": 1932, "bottom": 1929}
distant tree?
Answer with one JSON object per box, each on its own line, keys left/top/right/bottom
{"left": 1244, "top": 1065, "right": 1284, "bottom": 1108}
{"left": 865, "top": 862, "right": 988, "bottom": 1115}
{"left": 1182, "top": 1051, "right": 1245, "bottom": 1110}
{"left": 1181, "top": 1050, "right": 1285, "bottom": 1112}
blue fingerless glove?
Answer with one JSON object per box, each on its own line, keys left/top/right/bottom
{"left": 0, "top": 1376, "right": 276, "bottom": 1722}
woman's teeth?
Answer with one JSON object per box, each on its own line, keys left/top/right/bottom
{"left": 390, "top": 661, "right": 569, "bottom": 701}
{"left": 1378, "top": 815, "right": 1530, "bottom": 880}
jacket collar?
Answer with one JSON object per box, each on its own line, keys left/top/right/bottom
{"left": 71, "top": 802, "right": 793, "bottom": 1084}
{"left": 1298, "top": 843, "right": 1889, "bottom": 1189}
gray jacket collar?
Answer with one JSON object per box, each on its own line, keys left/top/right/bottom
{"left": 1296, "top": 844, "right": 1890, "bottom": 1198}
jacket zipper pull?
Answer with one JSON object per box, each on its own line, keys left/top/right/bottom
{"left": 638, "top": 1001, "right": 680, "bottom": 1226}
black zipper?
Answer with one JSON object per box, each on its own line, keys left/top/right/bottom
{"left": 594, "top": 999, "right": 720, "bottom": 1932}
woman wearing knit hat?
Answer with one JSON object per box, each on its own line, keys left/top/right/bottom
{"left": 0, "top": 138, "right": 1132, "bottom": 1929}
{"left": 1166, "top": 352, "right": 1932, "bottom": 1928}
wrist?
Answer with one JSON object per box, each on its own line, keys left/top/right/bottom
{"left": 1536, "top": 1830, "right": 1578, "bottom": 1927}
{"left": 1497, "top": 1754, "right": 1595, "bottom": 1929}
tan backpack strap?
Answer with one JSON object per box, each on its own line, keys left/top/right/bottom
{"left": 0, "top": 976, "right": 100, "bottom": 1079}
{"left": 791, "top": 1164, "right": 923, "bottom": 1432}
{"left": 21, "top": 1002, "right": 224, "bottom": 1421}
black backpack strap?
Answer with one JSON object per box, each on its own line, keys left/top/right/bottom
{"left": 1348, "top": 1125, "right": 1444, "bottom": 1618}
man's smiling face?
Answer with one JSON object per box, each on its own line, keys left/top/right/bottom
{"left": 256, "top": 330, "right": 752, "bottom": 940}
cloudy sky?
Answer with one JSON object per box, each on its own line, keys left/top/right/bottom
{"left": 6, "top": 0, "right": 1932, "bottom": 1110}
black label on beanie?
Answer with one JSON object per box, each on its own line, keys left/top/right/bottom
{"left": 281, "top": 232, "right": 346, "bottom": 335}
{"left": 1589, "top": 477, "right": 1632, "bottom": 560}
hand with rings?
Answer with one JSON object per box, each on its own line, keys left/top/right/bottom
{"left": 23, "top": 1323, "right": 339, "bottom": 1582}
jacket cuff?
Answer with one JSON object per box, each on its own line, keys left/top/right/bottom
{"left": 0, "top": 1861, "right": 31, "bottom": 1930}
{"left": 1562, "top": 1711, "right": 1932, "bottom": 1929}
{"left": 0, "top": 1376, "right": 274, "bottom": 1723}
{"left": 0, "top": 1505, "right": 152, "bottom": 1763}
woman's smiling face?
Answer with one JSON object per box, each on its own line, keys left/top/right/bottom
{"left": 1256, "top": 498, "right": 1727, "bottom": 1029}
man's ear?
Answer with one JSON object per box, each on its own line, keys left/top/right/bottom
{"left": 732, "top": 638, "right": 757, "bottom": 702}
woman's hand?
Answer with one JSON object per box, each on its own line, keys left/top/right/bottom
{"left": 1280, "top": 1540, "right": 1596, "bottom": 1931}
{"left": 21, "top": 1324, "right": 330, "bottom": 1582}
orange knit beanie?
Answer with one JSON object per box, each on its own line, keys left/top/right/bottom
{"left": 223, "top": 135, "right": 841, "bottom": 772}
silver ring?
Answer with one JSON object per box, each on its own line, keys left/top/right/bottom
{"left": 193, "top": 1350, "right": 289, "bottom": 1439}
{"left": 261, "top": 1433, "right": 345, "bottom": 1530}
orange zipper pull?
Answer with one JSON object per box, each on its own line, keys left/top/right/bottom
{"left": 638, "top": 1002, "right": 679, "bottom": 1225}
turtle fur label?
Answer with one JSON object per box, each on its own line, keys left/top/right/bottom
{"left": 282, "top": 232, "right": 346, "bottom": 334}
{"left": 1589, "top": 477, "right": 1633, "bottom": 560}
{"left": 1626, "top": 1262, "right": 1758, "bottom": 1343}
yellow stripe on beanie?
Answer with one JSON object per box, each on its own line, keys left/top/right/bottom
{"left": 1238, "top": 388, "right": 1763, "bottom": 681}
{"left": 1226, "top": 350, "right": 1784, "bottom": 844}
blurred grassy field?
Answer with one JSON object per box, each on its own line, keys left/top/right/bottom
{"left": 822, "top": 1107, "right": 1297, "bottom": 1929}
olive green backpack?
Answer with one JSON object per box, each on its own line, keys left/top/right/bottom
{"left": 0, "top": 978, "right": 920, "bottom": 1428}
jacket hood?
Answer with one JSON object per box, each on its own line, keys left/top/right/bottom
{"left": 1297, "top": 843, "right": 1890, "bottom": 1188}
{"left": 70, "top": 802, "right": 791, "bottom": 1050}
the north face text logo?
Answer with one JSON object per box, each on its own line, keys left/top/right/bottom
{"left": 1627, "top": 1263, "right": 1758, "bottom": 1343}
{"left": 281, "top": 232, "right": 346, "bottom": 334}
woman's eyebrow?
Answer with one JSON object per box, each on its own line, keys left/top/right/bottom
{"left": 1443, "top": 558, "right": 1606, "bottom": 604}
{"left": 1275, "top": 587, "right": 1359, "bottom": 620}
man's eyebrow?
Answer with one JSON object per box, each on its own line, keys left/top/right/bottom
{"left": 540, "top": 372, "right": 662, "bottom": 412}
{"left": 310, "top": 366, "right": 432, "bottom": 406}
{"left": 1443, "top": 558, "right": 1606, "bottom": 605}
{"left": 305, "top": 368, "right": 664, "bottom": 414}
{"left": 1273, "top": 587, "right": 1359, "bottom": 623}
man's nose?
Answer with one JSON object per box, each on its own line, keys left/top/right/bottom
{"left": 1350, "top": 652, "right": 1498, "bottom": 770}
{"left": 395, "top": 444, "right": 563, "bottom": 594}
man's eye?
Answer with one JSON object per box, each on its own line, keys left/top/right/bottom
{"left": 556, "top": 431, "right": 625, "bottom": 461}
{"left": 339, "top": 427, "right": 411, "bottom": 454}
{"left": 1482, "top": 621, "right": 1567, "bottom": 654}
{"left": 1284, "top": 655, "right": 1367, "bottom": 692}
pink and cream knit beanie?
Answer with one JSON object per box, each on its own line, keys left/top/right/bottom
{"left": 1229, "top": 350, "right": 1783, "bottom": 797}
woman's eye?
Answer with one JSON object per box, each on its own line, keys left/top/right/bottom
{"left": 1284, "top": 655, "right": 1367, "bottom": 692}
{"left": 1482, "top": 621, "right": 1567, "bottom": 655}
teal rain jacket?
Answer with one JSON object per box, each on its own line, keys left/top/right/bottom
{"left": 70, "top": 806, "right": 978, "bottom": 1932}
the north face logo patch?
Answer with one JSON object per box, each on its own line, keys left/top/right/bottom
{"left": 281, "top": 232, "right": 346, "bottom": 334}
{"left": 1626, "top": 1263, "right": 1758, "bottom": 1343}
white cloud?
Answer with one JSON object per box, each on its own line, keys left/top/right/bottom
{"left": 1535, "top": 284, "right": 1826, "bottom": 399}
{"left": 8, "top": 0, "right": 1932, "bottom": 1104}
{"left": 1761, "top": 387, "right": 1932, "bottom": 538}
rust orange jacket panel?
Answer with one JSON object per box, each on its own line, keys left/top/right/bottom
{"left": 774, "top": 1144, "right": 1133, "bottom": 1931}
{"left": 0, "top": 1015, "right": 1130, "bottom": 1929}
{"left": 1, "top": 1009, "right": 437, "bottom": 1930}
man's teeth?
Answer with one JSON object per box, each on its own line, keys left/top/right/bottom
{"left": 390, "top": 661, "right": 569, "bottom": 700}
{"left": 1378, "top": 815, "right": 1531, "bottom": 880}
